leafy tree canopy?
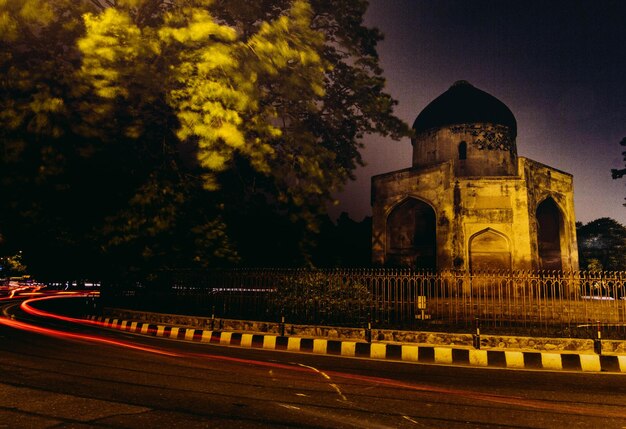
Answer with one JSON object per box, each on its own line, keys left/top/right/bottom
{"left": 611, "top": 137, "right": 626, "bottom": 207}
{"left": 577, "top": 218, "right": 626, "bottom": 271}
{"left": 0, "top": 251, "right": 28, "bottom": 278}
{"left": 0, "top": 0, "right": 407, "bottom": 279}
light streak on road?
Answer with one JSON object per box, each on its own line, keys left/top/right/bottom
{"left": 10, "top": 287, "right": 27, "bottom": 298}
{"left": 0, "top": 314, "right": 181, "bottom": 357}
{"left": 2, "top": 293, "right": 179, "bottom": 357}
{"left": 321, "top": 370, "right": 626, "bottom": 419}
{"left": 181, "top": 349, "right": 626, "bottom": 419}
{"left": 0, "top": 285, "right": 57, "bottom": 301}
{"left": 0, "top": 286, "right": 33, "bottom": 300}
{"left": 20, "top": 293, "right": 108, "bottom": 329}
{"left": 190, "top": 351, "right": 626, "bottom": 419}
{"left": 6, "top": 293, "right": 626, "bottom": 420}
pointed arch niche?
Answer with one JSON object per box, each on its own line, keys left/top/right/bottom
{"left": 386, "top": 198, "right": 436, "bottom": 269}
{"left": 536, "top": 197, "right": 563, "bottom": 270}
{"left": 469, "top": 229, "right": 511, "bottom": 272}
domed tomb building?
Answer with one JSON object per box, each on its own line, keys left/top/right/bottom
{"left": 371, "top": 81, "right": 579, "bottom": 272}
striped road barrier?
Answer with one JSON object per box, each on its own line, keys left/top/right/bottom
{"left": 89, "top": 316, "right": 626, "bottom": 373}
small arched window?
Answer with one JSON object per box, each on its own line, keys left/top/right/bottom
{"left": 458, "top": 141, "right": 467, "bottom": 160}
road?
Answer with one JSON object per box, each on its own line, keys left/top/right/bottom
{"left": 1, "top": 293, "right": 625, "bottom": 428}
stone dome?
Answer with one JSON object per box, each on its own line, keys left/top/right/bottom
{"left": 412, "top": 81, "right": 517, "bottom": 138}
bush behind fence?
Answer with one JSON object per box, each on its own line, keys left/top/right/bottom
{"left": 102, "top": 269, "right": 626, "bottom": 337}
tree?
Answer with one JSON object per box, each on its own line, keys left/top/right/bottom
{"left": 0, "top": 251, "right": 28, "bottom": 278}
{"left": 0, "top": 0, "right": 408, "bottom": 278}
{"left": 208, "top": 0, "right": 408, "bottom": 265}
{"left": 577, "top": 218, "right": 626, "bottom": 271}
{"left": 0, "top": 0, "right": 104, "bottom": 279}
{"left": 611, "top": 137, "right": 626, "bottom": 206}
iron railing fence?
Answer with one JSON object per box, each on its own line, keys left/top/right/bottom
{"left": 101, "top": 269, "right": 626, "bottom": 337}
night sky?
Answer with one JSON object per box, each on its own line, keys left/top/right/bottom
{"left": 330, "top": 0, "right": 626, "bottom": 226}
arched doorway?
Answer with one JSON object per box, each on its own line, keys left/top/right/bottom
{"left": 386, "top": 199, "right": 436, "bottom": 269}
{"left": 469, "top": 229, "right": 511, "bottom": 272}
{"left": 536, "top": 198, "right": 563, "bottom": 270}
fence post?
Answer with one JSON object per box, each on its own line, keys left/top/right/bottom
{"left": 365, "top": 313, "right": 372, "bottom": 343}
{"left": 279, "top": 309, "right": 286, "bottom": 337}
{"left": 594, "top": 320, "right": 602, "bottom": 355}
{"left": 473, "top": 317, "right": 481, "bottom": 349}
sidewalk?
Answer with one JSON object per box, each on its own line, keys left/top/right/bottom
{"left": 88, "top": 313, "right": 626, "bottom": 373}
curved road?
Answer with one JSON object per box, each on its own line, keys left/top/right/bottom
{"left": 1, "top": 293, "right": 625, "bottom": 428}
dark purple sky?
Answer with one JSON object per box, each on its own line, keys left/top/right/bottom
{"left": 330, "top": 0, "right": 626, "bottom": 225}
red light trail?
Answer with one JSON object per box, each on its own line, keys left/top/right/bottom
{"left": 3, "top": 293, "right": 626, "bottom": 420}
{"left": 1, "top": 292, "right": 180, "bottom": 357}
{"left": 0, "top": 315, "right": 181, "bottom": 357}
{"left": 20, "top": 293, "right": 105, "bottom": 327}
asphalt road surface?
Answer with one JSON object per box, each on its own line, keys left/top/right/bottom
{"left": 1, "top": 294, "right": 626, "bottom": 428}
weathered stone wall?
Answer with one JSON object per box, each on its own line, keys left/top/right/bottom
{"left": 521, "top": 158, "right": 579, "bottom": 271}
{"left": 371, "top": 163, "right": 537, "bottom": 271}
{"left": 371, "top": 163, "right": 454, "bottom": 268}
{"left": 412, "top": 123, "right": 518, "bottom": 177}
{"left": 457, "top": 175, "right": 533, "bottom": 271}
{"left": 371, "top": 157, "right": 578, "bottom": 274}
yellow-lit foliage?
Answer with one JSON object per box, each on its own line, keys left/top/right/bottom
{"left": 239, "top": 0, "right": 337, "bottom": 223}
{"left": 115, "top": 0, "right": 145, "bottom": 9}
{"left": 18, "top": 0, "right": 54, "bottom": 25}
{"left": 0, "top": 10, "right": 19, "bottom": 42}
{"left": 159, "top": 7, "right": 252, "bottom": 188}
{"left": 0, "top": 0, "right": 54, "bottom": 42}
{"left": 79, "top": 9, "right": 143, "bottom": 99}
{"left": 158, "top": 8, "right": 237, "bottom": 43}
{"left": 27, "top": 91, "right": 65, "bottom": 138}
{"left": 0, "top": 0, "right": 89, "bottom": 143}
{"left": 77, "top": 0, "right": 329, "bottom": 194}
{"left": 1, "top": 0, "right": 406, "bottom": 270}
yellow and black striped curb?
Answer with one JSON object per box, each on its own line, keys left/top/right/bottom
{"left": 89, "top": 316, "right": 626, "bottom": 373}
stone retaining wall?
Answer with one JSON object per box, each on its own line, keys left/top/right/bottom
{"left": 103, "top": 307, "right": 626, "bottom": 354}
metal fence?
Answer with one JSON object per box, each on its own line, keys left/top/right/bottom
{"left": 102, "top": 269, "right": 626, "bottom": 337}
